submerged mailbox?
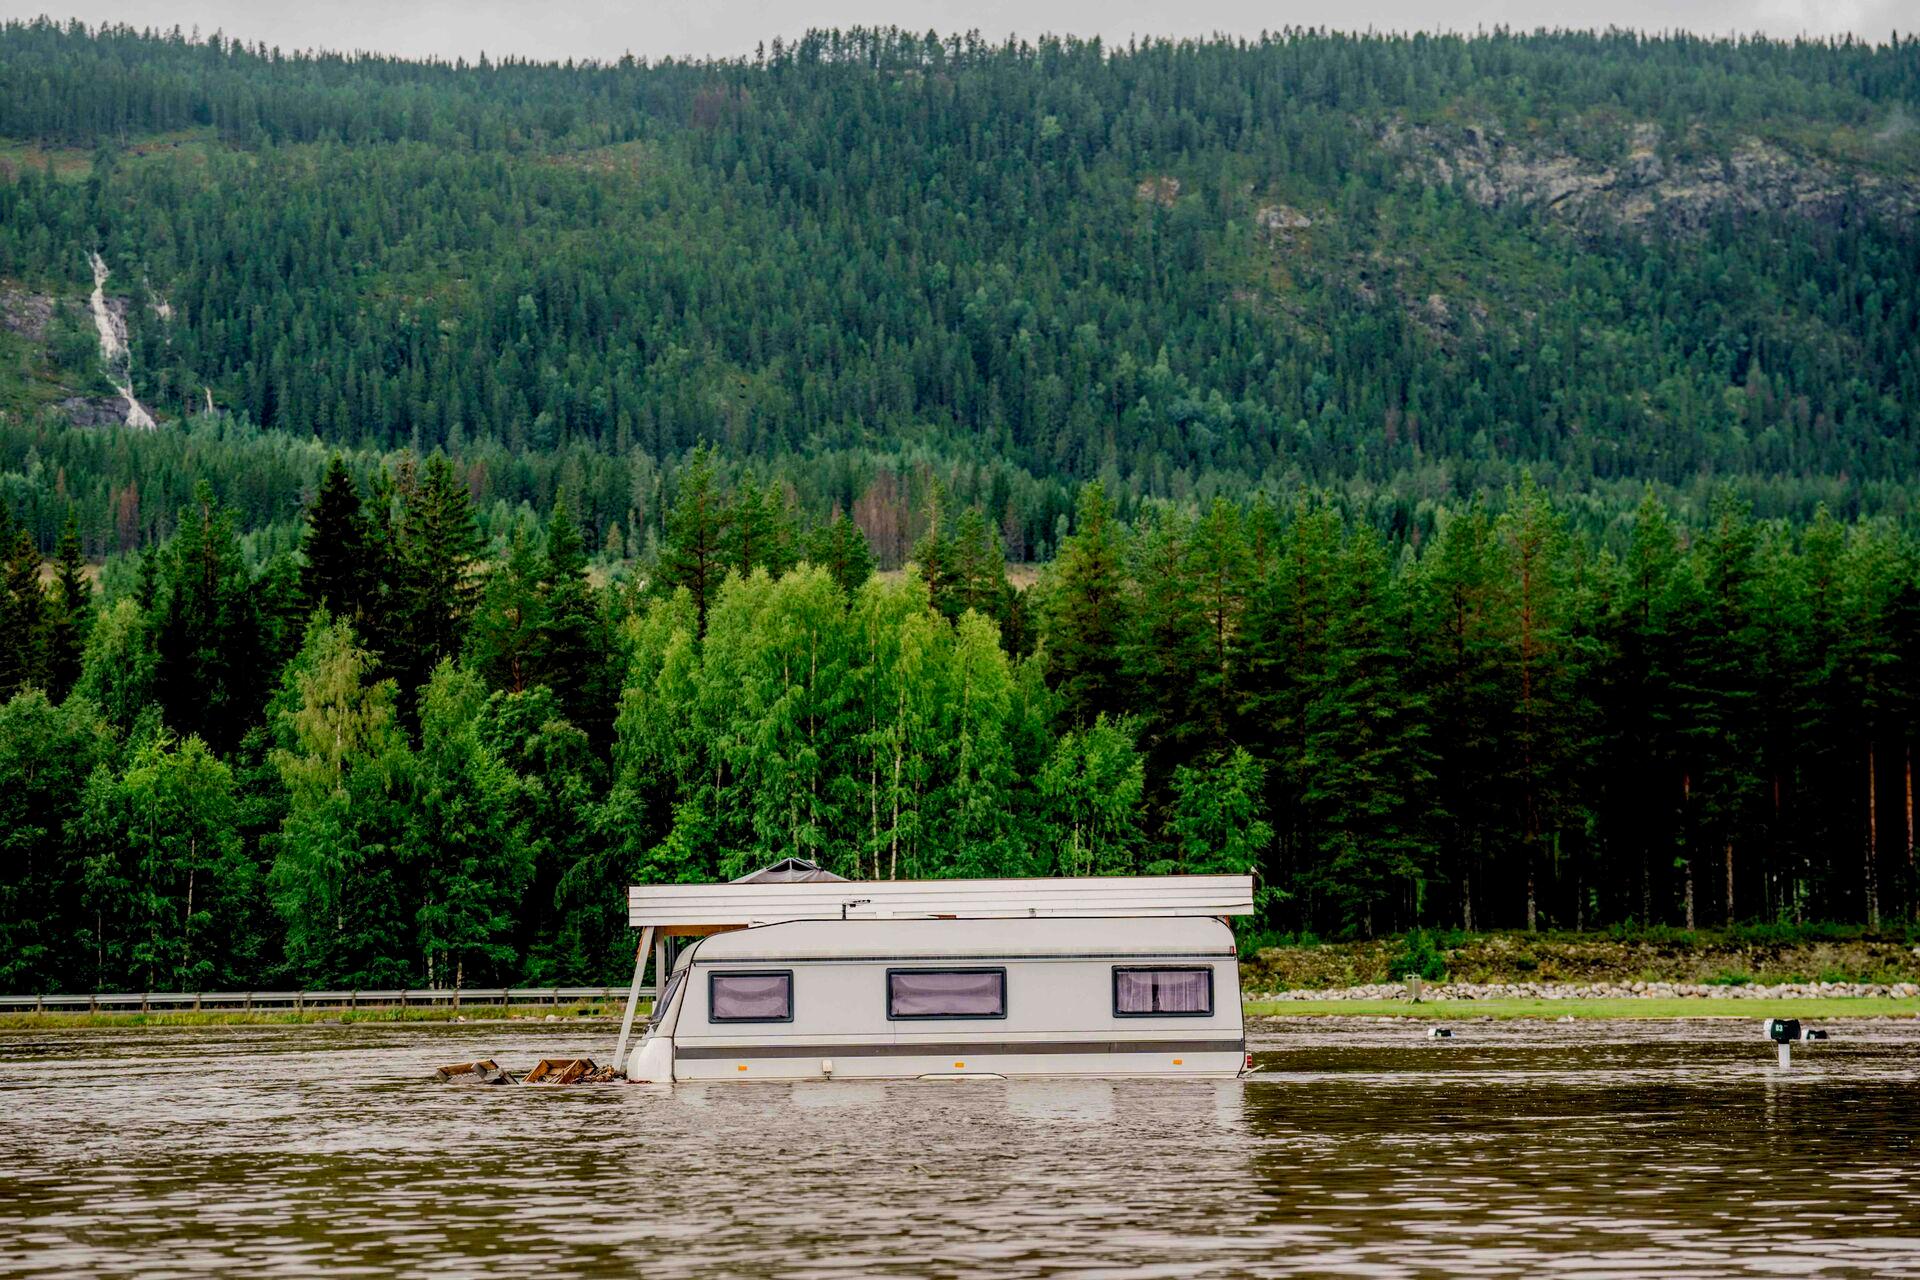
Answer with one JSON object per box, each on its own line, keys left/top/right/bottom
{"left": 1764, "top": 1018, "right": 1801, "bottom": 1044}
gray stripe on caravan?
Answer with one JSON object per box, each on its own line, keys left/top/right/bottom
{"left": 675, "top": 1039, "right": 1245, "bottom": 1060}
{"left": 691, "top": 953, "right": 1233, "bottom": 966}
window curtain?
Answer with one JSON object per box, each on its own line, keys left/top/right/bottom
{"left": 711, "top": 974, "right": 791, "bottom": 1019}
{"left": 889, "top": 970, "right": 1004, "bottom": 1017}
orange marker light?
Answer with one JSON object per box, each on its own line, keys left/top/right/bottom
{"left": 737, "top": 1065, "right": 748, "bottom": 1072}
{"left": 1172, "top": 1059, "right": 1183, "bottom": 1065}
{"left": 953, "top": 1061, "right": 965, "bottom": 1068}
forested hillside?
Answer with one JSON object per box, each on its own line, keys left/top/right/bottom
{"left": 1, "top": 20, "right": 1917, "bottom": 558}
{"left": 0, "top": 21, "right": 1917, "bottom": 992}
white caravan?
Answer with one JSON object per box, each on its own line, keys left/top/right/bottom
{"left": 614, "top": 867, "right": 1253, "bottom": 1082}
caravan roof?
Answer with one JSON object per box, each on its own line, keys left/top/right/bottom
{"left": 628, "top": 873, "right": 1255, "bottom": 934}
{"left": 688, "top": 916, "right": 1236, "bottom": 963}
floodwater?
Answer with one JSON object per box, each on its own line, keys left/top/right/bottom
{"left": 3, "top": 1018, "right": 1918, "bottom": 1277}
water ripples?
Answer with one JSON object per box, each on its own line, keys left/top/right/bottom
{"left": 3, "top": 1018, "right": 1918, "bottom": 1277}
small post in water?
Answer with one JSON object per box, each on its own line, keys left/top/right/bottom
{"left": 1764, "top": 1017, "right": 1800, "bottom": 1069}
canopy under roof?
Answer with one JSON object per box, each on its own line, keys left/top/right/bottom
{"left": 729, "top": 857, "right": 847, "bottom": 884}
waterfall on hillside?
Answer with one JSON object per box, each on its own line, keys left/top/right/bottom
{"left": 88, "top": 251, "right": 157, "bottom": 430}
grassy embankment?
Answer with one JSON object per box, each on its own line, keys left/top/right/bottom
{"left": 1246, "top": 997, "right": 1920, "bottom": 1019}
{"left": 1243, "top": 923, "right": 1920, "bottom": 989}
{"left": 1242, "top": 923, "right": 1920, "bottom": 1018}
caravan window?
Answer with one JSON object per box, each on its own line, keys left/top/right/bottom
{"left": 1113, "top": 966, "right": 1214, "bottom": 1017}
{"left": 648, "top": 968, "right": 687, "bottom": 1027}
{"left": 887, "top": 968, "right": 1006, "bottom": 1019}
{"left": 708, "top": 971, "right": 793, "bottom": 1022}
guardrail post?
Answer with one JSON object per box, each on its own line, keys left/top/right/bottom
{"left": 350, "top": 990, "right": 357, "bottom": 1010}
{"left": 141, "top": 992, "right": 149, "bottom": 1013}
{"left": 194, "top": 992, "right": 202, "bottom": 1011}
{"left": 295, "top": 991, "right": 303, "bottom": 1013}
{"left": 244, "top": 992, "right": 252, "bottom": 1011}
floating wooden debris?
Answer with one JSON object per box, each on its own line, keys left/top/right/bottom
{"left": 435, "top": 1059, "right": 512, "bottom": 1084}
{"left": 520, "top": 1057, "right": 596, "bottom": 1085}
{"left": 436, "top": 1057, "right": 619, "bottom": 1085}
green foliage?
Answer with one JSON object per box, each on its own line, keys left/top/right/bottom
{"left": 1388, "top": 929, "right": 1450, "bottom": 982}
{"left": 1167, "top": 748, "right": 1273, "bottom": 876}
{"left": 1, "top": 23, "right": 1919, "bottom": 989}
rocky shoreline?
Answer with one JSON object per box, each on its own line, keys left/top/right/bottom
{"left": 1252, "top": 980, "right": 1920, "bottom": 1002}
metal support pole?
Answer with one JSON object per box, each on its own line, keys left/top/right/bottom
{"left": 613, "top": 925, "right": 656, "bottom": 1077}
{"left": 1778, "top": 1041, "right": 1791, "bottom": 1070}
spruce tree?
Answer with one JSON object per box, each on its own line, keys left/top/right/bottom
{"left": 151, "top": 483, "right": 263, "bottom": 752}
{"left": 299, "top": 455, "right": 374, "bottom": 623}
{"left": 656, "top": 444, "right": 729, "bottom": 634}
{"left": 390, "top": 453, "right": 484, "bottom": 703}
{"left": 468, "top": 523, "right": 544, "bottom": 695}
{"left": 724, "top": 472, "right": 798, "bottom": 581}
{"left": 1042, "top": 481, "right": 1129, "bottom": 726}
{"left": 532, "top": 496, "right": 612, "bottom": 741}
{"left": 1298, "top": 529, "right": 1432, "bottom": 937}
{"left": 806, "top": 511, "right": 876, "bottom": 595}
{"left": 45, "top": 511, "right": 92, "bottom": 701}
{"left": 947, "top": 506, "right": 1009, "bottom": 624}
{"left": 1412, "top": 499, "right": 1506, "bottom": 929}
{"left": 0, "top": 529, "right": 49, "bottom": 699}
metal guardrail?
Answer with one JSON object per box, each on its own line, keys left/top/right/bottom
{"left": 0, "top": 986, "right": 653, "bottom": 1013}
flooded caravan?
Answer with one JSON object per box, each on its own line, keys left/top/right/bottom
{"left": 614, "top": 867, "right": 1253, "bottom": 1082}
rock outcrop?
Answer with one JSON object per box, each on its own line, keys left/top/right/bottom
{"left": 0, "top": 288, "right": 55, "bottom": 342}
{"left": 1135, "top": 175, "right": 1181, "bottom": 208}
{"left": 1381, "top": 119, "right": 1917, "bottom": 231}
{"left": 58, "top": 395, "right": 136, "bottom": 427}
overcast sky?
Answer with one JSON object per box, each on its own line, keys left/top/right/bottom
{"left": 18, "top": 0, "right": 1907, "bottom": 62}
